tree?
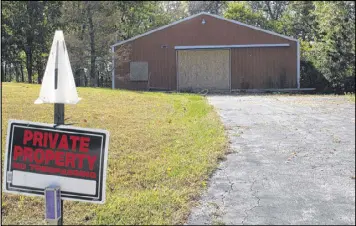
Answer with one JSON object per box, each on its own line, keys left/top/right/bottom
{"left": 187, "top": 1, "right": 228, "bottom": 15}
{"left": 30, "top": 1, "right": 62, "bottom": 84}
{"left": 160, "top": 1, "right": 189, "bottom": 21}
{"left": 244, "top": 1, "right": 290, "bottom": 33}
{"left": 61, "top": 1, "right": 173, "bottom": 87}
{"left": 1, "top": 1, "right": 62, "bottom": 84}
{"left": 1, "top": 1, "right": 25, "bottom": 82}
{"left": 247, "top": 1, "right": 289, "bottom": 21}
{"left": 279, "top": 1, "right": 318, "bottom": 41}
{"left": 119, "top": 1, "right": 173, "bottom": 40}
{"left": 224, "top": 2, "right": 271, "bottom": 29}
{"left": 61, "top": 1, "right": 114, "bottom": 87}
{"left": 309, "top": 1, "right": 355, "bottom": 92}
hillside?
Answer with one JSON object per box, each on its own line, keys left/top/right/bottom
{"left": 1, "top": 83, "right": 227, "bottom": 225}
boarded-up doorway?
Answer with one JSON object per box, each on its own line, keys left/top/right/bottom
{"left": 177, "top": 49, "right": 230, "bottom": 92}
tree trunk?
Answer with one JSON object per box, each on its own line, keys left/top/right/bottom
{"left": 87, "top": 4, "right": 97, "bottom": 87}
{"left": 10, "top": 63, "right": 14, "bottom": 82}
{"left": 26, "top": 51, "right": 33, "bottom": 83}
{"left": 79, "top": 69, "right": 86, "bottom": 86}
{"left": 20, "top": 62, "right": 24, "bottom": 82}
{"left": 265, "top": 1, "right": 276, "bottom": 20}
{"left": 4, "top": 62, "right": 7, "bottom": 82}
{"left": 15, "top": 62, "right": 20, "bottom": 82}
{"left": 1, "top": 62, "right": 5, "bottom": 82}
{"left": 38, "top": 3, "right": 45, "bottom": 84}
{"left": 6, "top": 63, "right": 10, "bottom": 82}
{"left": 213, "top": 1, "right": 219, "bottom": 14}
{"left": 26, "top": 2, "right": 34, "bottom": 83}
{"left": 37, "top": 60, "right": 43, "bottom": 84}
{"left": 97, "top": 71, "right": 100, "bottom": 87}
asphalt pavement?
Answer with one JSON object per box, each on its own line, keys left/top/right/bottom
{"left": 187, "top": 95, "right": 355, "bottom": 225}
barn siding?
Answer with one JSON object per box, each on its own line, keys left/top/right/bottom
{"left": 114, "top": 14, "right": 297, "bottom": 90}
{"left": 231, "top": 46, "right": 297, "bottom": 89}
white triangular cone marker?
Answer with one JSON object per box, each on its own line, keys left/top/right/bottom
{"left": 35, "top": 30, "right": 81, "bottom": 104}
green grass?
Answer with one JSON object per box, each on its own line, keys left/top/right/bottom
{"left": 345, "top": 92, "right": 355, "bottom": 102}
{"left": 1, "top": 83, "right": 227, "bottom": 225}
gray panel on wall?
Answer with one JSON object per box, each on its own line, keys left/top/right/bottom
{"left": 130, "top": 62, "right": 148, "bottom": 81}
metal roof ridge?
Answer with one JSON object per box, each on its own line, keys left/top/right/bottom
{"left": 111, "top": 12, "right": 297, "bottom": 48}
{"left": 111, "top": 12, "right": 207, "bottom": 48}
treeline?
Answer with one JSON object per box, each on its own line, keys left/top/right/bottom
{"left": 1, "top": 1, "right": 355, "bottom": 93}
{"left": 224, "top": 1, "right": 355, "bottom": 93}
{"left": 1, "top": 1, "right": 176, "bottom": 87}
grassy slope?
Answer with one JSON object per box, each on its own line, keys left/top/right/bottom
{"left": 345, "top": 92, "right": 355, "bottom": 102}
{"left": 1, "top": 83, "right": 227, "bottom": 225}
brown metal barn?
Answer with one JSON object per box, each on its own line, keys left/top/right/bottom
{"left": 111, "top": 12, "right": 300, "bottom": 92}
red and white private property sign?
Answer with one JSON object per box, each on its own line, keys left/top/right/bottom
{"left": 3, "top": 120, "right": 109, "bottom": 204}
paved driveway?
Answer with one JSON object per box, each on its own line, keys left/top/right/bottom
{"left": 188, "top": 95, "right": 355, "bottom": 225}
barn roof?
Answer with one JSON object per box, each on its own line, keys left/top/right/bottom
{"left": 111, "top": 12, "right": 297, "bottom": 48}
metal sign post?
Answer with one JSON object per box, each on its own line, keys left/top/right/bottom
{"left": 45, "top": 186, "right": 62, "bottom": 225}
{"left": 52, "top": 33, "right": 64, "bottom": 225}
{"left": 53, "top": 103, "right": 64, "bottom": 225}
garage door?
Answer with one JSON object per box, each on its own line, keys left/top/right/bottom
{"left": 177, "top": 49, "right": 230, "bottom": 91}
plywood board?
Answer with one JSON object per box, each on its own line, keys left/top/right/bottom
{"left": 177, "top": 49, "right": 230, "bottom": 91}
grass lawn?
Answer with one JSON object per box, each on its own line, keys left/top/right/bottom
{"left": 1, "top": 82, "right": 227, "bottom": 225}
{"left": 345, "top": 92, "right": 355, "bottom": 102}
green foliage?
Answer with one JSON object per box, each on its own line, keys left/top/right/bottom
{"left": 308, "top": 1, "right": 355, "bottom": 92}
{"left": 247, "top": 1, "right": 289, "bottom": 20}
{"left": 120, "top": 1, "right": 173, "bottom": 39}
{"left": 344, "top": 92, "right": 355, "bottom": 102}
{"left": 161, "top": 1, "right": 189, "bottom": 21}
{"left": 1, "top": 1, "right": 62, "bottom": 83}
{"left": 224, "top": 2, "right": 271, "bottom": 29}
{"left": 279, "top": 1, "right": 355, "bottom": 92}
{"left": 1, "top": 1, "right": 24, "bottom": 82}
{"left": 279, "top": 1, "right": 318, "bottom": 40}
{"left": 187, "top": 1, "right": 228, "bottom": 15}
{"left": 224, "top": 1, "right": 355, "bottom": 93}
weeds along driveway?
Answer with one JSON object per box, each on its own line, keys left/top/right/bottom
{"left": 188, "top": 95, "right": 355, "bottom": 225}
